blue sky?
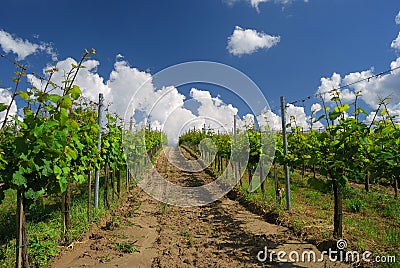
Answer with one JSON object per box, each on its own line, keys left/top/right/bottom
{"left": 1, "top": 0, "right": 400, "bottom": 138}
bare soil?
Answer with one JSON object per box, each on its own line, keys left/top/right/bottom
{"left": 51, "top": 147, "right": 349, "bottom": 268}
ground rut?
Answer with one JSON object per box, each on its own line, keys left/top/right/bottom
{"left": 51, "top": 147, "right": 348, "bottom": 268}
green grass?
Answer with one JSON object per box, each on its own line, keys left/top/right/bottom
{"left": 0, "top": 189, "right": 19, "bottom": 268}
{"left": 0, "top": 175, "right": 131, "bottom": 268}
{"left": 110, "top": 232, "right": 129, "bottom": 239}
{"left": 181, "top": 230, "right": 194, "bottom": 248}
{"left": 159, "top": 202, "right": 169, "bottom": 214}
{"left": 304, "top": 191, "right": 319, "bottom": 205}
{"left": 202, "top": 145, "right": 400, "bottom": 262}
{"left": 112, "top": 241, "right": 138, "bottom": 254}
{"left": 345, "top": 197, "right": 367, "bottom": 213}
{"left": 232, "top": 164, "right": 400, "bottom": 266}
{"left": 167, "top": 146, "right": 400, "bottom": 266}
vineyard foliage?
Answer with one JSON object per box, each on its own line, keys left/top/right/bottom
{"left": 0, "top": 48, "right": 399, "bottom": 264}
{"left": 179, "top": 91, "right": 400, "bottom": 237}
{"left": 180, "top": 93, "right": 400, "bottom": 192}
{"left": 123, "top": 126, "right": 167, "bottom": 173}
{"left": 0, "top": 52, "right": 166, "bottom": 204}
{"left": 0, "top": 51, "right": 166, "bottom": 266}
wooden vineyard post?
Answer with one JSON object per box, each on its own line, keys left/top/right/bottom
{"left": 111, "top": 169, "right": 114, "bottom": 200}
{"left": 333, "top": 179, "right": 343, "bottom": 238}
{"left": 274, "top": 162, "right": 280, "bottom": 204}
{"left": 16, "top": 188, "right": 22, "bottom": 268}
{"left": 88, "top": 170, "right": 92, "bottom": 223}
{"left": 66, "top": 182, "right": 71, "bottom": 244}
{"left": 104, "top": 163, "right": 110, "bottom": 209}
{"left": 117, "top": 169, "right": 121, "bottom": 198}
{"left": 364, "top": 170, "right": 369, "bottom": 193}
{"left": 238, "top": 162, "right": 242, "bottom": 187}
{"left": 61, "top": 182, "right": 71, "bottom": 245}
{"left": 313, "top": 164, "right": 316, "bottom": 179}
{"left": 16, "top": 188, "right": 29, "bottom": 268}
{"left": 225, "top": 157, "right": 228, "bottom": 181}
{"left": 248, "top": 166, "right": 253, "bottom": 191}
{"left": 274, "top": 162, "right": 277, "bottom": 182}
{"left": 260, "top": 160, "right": 265, "bottom": 194}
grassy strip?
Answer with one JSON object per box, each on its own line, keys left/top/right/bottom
{"left": 234, "top": 168, "right": 400, "bottom": 267}
{"left": 0, "top": 176, "right": 128, "bottom": 267}
{"left": 180, "top": 145, "right": 399, "bottom": 267}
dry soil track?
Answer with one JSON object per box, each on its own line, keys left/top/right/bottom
{"left": 51, "top": 147, "right": 348, "bottom": 268}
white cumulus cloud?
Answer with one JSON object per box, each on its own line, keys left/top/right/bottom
{"left": 391, "top": 32, "right": 400, "bottom": 50}
{"left": 314, "top": 57, "right": 400, "bottom": 123}
{"left": 227, "top": 26, "right": 280, "bottom": 56}
{"left": 224, "top": 0, "right": 309, "bottom": 12}
{"left": 257, "top": 109, "right": 282, "bottom": 131}
{"left": 257, "top": 104, "right": 314, "bottom": 132}
{"left": 0, "top": 29, "right": 57, "bottom": 60}
{"left": 29, "top": 56, "right": 280, "bottom": 145}
{"left": 316, "top": 72, "right": 342, "bottom": 102}
{"left": 250, "top": 0, "right": 294, "bottom": 12}
{"left": 286, "top": 104, "right": 309, "bottom": 129}
{"left": 0, "top": 88, "right": 17, "bottom": 126}
{"left": 315, "top": 72, "right": 356, "bottom": 104}
{"left": 396, "top": 11, "right": 400, "bottom": 25}
{"left": 190, "top": 88, "right": 238, "bottom": 133}
{"left": 311, "top": 103, "right": 321, "bottom": 113}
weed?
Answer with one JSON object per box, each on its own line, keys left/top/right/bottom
{"left": 355, "top": 240, "right": 366, "bottom": 252}
{"left": 130, "top": 200, "right": 142, "bottom": 213}
{"left": 104, "top": 216, "right": 121, "bottom": 231}
{"left": 342, "top": 185, "right": 357, "bottom": 199}
{"left": 97, "top": 255, "right": 113, "bottom": 263}
{"left": 346, "top": 198, "right": 366, "bottom": 213}
{"left": 307, "top": 177, "right": 331, "bottom": 193}
{"left": 110, "top": 232, "right": 129, "bottom": 239}
{"left": 124, "top": 220, "right": 136, "bottom": 227}
{"left": 159, "top": 203, "right": 169, "bottom": 214}
{"left": 29, "top": 222, "right": 60, "bottom": 267}
{"left": 293, "top": 219, "right": 306, "bottom": 234}
{"left": 305, "top": 191, "right": 319, "bottom": 205}
{"left": 321, "top": 229, "right": 330, "bottom": 239}
{"left": 321, "top": 202, "right": 330, "bottom": 210}
{"left": 382, "top": 202, "right": 400, "bottom": 221}
{"left": 383, "top": 228, "right": 400, "bottom": 248}
{"left": 0, "top": 241, "right": 15, "bottom": 268}
{"left": 181, "top": 230, "right": 194, "bottom": 248}
{"left": 169, "top": 240, "right": 176, "bottom": 249}
{"left": 112, "top": 241, "right": 138, "bottom": 254}
{"left": 359, "top": 218, "right": 378, "bottom": 238}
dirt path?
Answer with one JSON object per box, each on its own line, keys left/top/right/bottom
{"left": 51, "top": 147, "right": 348, "bottom": 268}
